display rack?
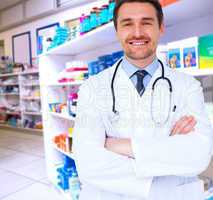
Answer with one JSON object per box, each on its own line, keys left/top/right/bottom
{"left": 39, "top": 15, "right": 213, "bottom": 198}
{"left": 0, "top": 70, "right": 43, "bottom": 133}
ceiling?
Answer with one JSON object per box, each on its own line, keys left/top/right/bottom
{"left": 163, "top": 0, "right": 213, "bottom": 27}
{"left": 0, "top": 0, "right": 24, "bottom": 10}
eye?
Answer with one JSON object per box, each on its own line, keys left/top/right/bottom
{"left": 143, "top": 22, "right": 152, "bottom": 25}
{"left": 122, "top": 23, "right": 132, "bottom": 27}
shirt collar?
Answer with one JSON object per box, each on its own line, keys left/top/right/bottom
{"left": 122, "top": 56, "right": 159, "bottom": 78}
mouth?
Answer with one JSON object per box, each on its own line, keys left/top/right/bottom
{"left": 128, "top": 39, "right": 149, "bottom": 47}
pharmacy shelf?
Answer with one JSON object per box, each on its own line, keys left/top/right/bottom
{"left": 176, "top": 68, "right": 213, "bottom": 77}
{"left": 53, "top": 144, "right": 75, "bottom": 160}
{"left": 0, "top": 83, "right": 19, "bottom": 86}
{"left": 0, "top": 72, "right": 20, "bottom": 78}
{"left": 19, "top": 70, "right": 39, "bottom": 75}
{"left": 22, "top": 83, "right": 40, "bottom": 87}
{"left": 0, "top": 111, "right": 21, "bottom": 115}
{"left": 0, "top": 124, "right": 42, "bottom": 133}
{"left": 0, "top": 93, "right": 19, "bottom": 96}
{"left": 0, "top": 71, "right": 39, "bottom": 78}
{"left": 47, "top": 80, "right": 84, "bottom": 87}
{"left": 21, "top": 97, "right": 40, "bottom": 100}
{"left": 42, "top": 22, "right": 115, "bottom": 56}
{"left": 49, "top": 112, "right": 75, "bottom": 121}
{"left": 22, "top": 111, "right": 42, "bottom": 116}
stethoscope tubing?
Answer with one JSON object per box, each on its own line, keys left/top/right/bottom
{"left": 111, "top": 58, "right": 173, "bottom": 126}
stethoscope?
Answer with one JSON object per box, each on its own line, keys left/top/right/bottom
{"left": 111, "top": 58, "right": 173, "bottom": 126}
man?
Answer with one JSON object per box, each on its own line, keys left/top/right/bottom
{"left": 73, "top": 0, "right": 213, "bottom": 199}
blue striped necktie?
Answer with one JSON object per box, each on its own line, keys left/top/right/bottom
{"left": 135, "top": 70, "right": 148, "bottom": 96}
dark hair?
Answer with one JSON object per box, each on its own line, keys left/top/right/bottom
{"left": 113, "top": 0, "right": 164, "bottom": 29}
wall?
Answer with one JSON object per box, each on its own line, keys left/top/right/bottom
{"left": 161, "top": 13, "right": 213, "bottom": 43}
{"left": 0, "top": 0, "right": 108, "bottom": 58}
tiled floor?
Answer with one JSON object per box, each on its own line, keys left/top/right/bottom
{"left": 0, "top": 129, "right": 65, "bottom": 200}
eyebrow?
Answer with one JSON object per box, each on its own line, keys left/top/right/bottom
{"left": 120, "top": 17, "right": 155, "bottom": 23}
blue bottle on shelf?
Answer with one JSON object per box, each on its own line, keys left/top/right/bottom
{"left": 100, "top": 5, "right": 109, "bottom": 25}
{"left": 108, "top": 0, "right": 115, "bottom": 21}
{"left": 69, "top": 168, "right": 81, "bottom": 200}
{"left": 90, "top": 11, "right": 98, "bottom": 29}
{"left": 84, "top": 16, "right": 91, "bottom": 32}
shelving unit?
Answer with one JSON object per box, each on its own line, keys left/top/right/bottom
{"left": 53, "top": 144, "right": 75, "bottom": 160}
{"left": 49, "top": 112, "right": 75, "bottom": 121}
{"left": 0, "top": 124, "right": 43, "bottom": 133}
{"left": 0, "top": 70, "right": 43, "bottom": 133}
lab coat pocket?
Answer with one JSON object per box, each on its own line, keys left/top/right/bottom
{"left": 175, "top": 180, "right": 205, "bottom": 200}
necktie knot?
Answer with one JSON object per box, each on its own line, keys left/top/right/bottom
{"left": 135, "top": 70, "right": 148, "bottom": 77}
{"left": 135, "top": 70, "right": 148, "bottom": 96}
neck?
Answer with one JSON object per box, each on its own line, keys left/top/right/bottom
{"left": 125, "top": 54, "right": 157, "bottom": 68}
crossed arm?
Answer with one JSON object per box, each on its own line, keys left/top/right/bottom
{"left": 105, "top": 116, "right": 197, "bottom": 158}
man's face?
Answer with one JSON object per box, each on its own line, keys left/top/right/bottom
{"left": 116, "top": 2, "right": 164, "bottom": 61}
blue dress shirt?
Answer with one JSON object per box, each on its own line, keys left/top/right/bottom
{"left": 122, "top": 57, "right": 159, "bottom": 89}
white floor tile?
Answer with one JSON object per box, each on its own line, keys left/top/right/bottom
{"left": 0, "top": 147, "right": 17, "bottom": 158}
{"left": 0, "top": 171, "right": 34, "bottom": 199}
{"left": 0, "top": 152, "right": 41, "bottom": 171}
{"left": 0, "top": 138, "right": 24, "bottom": 148}
{"left": 22, "top": 145, "right": 45, "bottom": 157}
{"left": 1, "top": 182, "right": 67, "bottom": 200}
{"left": 7, "top": 158, "right": 47, "bottom": 181}
{"left": 38, "top": 178, "right": 52, "bottom": 186}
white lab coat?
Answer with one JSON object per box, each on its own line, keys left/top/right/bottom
{"left": 73, "top": 60, "right": 213, "bottom": 200}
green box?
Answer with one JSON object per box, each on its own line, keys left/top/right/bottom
{"left": 199, "top": 34, "right": 213, "bottom": 69}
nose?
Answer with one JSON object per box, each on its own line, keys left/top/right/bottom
{"left": 132, "top": 23, "right": 144, "bottom": 37}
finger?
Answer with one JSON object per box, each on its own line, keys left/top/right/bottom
{"left": 171, "top": 116, "right": 188, "bottom": 135}
{"left": 175, "top": 116, "right": 194, "bottom": 135}
{"left": 178, "top": 116, "right": 195, "bottom": 134}
{"left": 171, "top": 116, "right": 189, "bottom": 136}
{"left": 171, "top": 116, "right": 195, "bottom": 135}
{"left": 181, "top": 120, "right": 197, "bottom": 134}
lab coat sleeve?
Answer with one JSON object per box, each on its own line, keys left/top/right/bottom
{"left": 73, "top": 80, "right": 152, "bottom": 198}
{"left": 131, "top": 76, "right": 213, "bottom": 177}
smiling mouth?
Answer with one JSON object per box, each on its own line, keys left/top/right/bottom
{"left": 128, "top": 40, "right": 149, "bottom": 46}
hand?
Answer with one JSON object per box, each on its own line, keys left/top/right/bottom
{"left": 105, "top": 137, "right": 134, "bottom": 158}
{"left": 170, "top": 115, "right": 197, "bottom": 136}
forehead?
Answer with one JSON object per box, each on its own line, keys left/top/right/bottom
{"left": 117, "top": 2, "right": 157, "bottom": 20}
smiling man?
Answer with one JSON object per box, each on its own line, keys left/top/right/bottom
{"left": 73, "top": 1, "right": 213, "bottom": 200}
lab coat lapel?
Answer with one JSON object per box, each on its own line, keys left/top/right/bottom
{"left": 134, "top": 63, "right": 174, "bottom": 138}
{"left": 110, "top": 61, "right": 174, "bottom": 138}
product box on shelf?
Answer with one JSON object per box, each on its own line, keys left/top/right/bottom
{"left": 199, "top": 34, "right": 213, "bottom": 69}
{"left": 88, "top": 50, "right": 124, "bottom": 76}
{"left": 167, "top": 37, "right": 199, "bottom": 69}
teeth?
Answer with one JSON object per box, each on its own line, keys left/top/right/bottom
{"left": 130, "top": 41, "right": 147, "bottom": 45}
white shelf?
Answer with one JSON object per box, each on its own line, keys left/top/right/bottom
{"left": 41, "top": 22, "right": 116, "bottom": 56}
{"left": 49, "top": 112, "right": 75, "bottom": 121}
{"left": 0, "top": 93, "right": 19, "bottom": 96}
{"left": 0, "top": 72, "right": 20, "bottom": 78}
{"left": 22, "top": 111, "right": 42, "bottom": 116}
{"left": 53, "top": 144, "right": 75, "bottom": 160}
{"left": 19, "top": 70, "right": 39, "bottom": 75}
{"left": 0, "top": 111, "right": 20, "bottom": 115}
{"left": 47, "top": 80, "right": 84, "bottom": 86}
{"left": 0, "top": 124, "right": 43, "bottom": 133}
{"left": 22, "top": 83, "right": 40, "bottom": 87}
{"left": 0, "top": 83, "right": 19, "bottom": 86}
{"left": 21, "top": 97, "right": 40, "bottom": 100}
{"left": 0, "top": 71, "right": 39, "bottom": 78}
{"left": 176, "top": 68, "right": 213, "bottom": 76}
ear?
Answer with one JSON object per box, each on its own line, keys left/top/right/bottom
{"left": 160, "top": 22, "right": 165, "bottom": 36}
